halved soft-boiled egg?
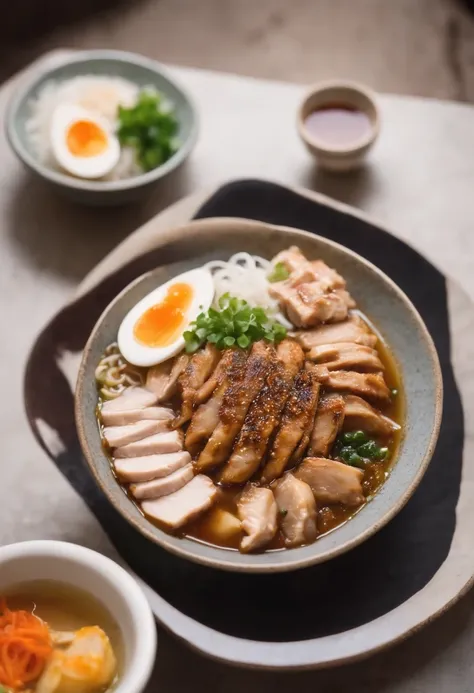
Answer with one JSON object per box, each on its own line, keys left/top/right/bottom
{"left": 118, "top": 268, "right": 214, "bottom": 367}
{"left": 50, "top": 104, "right": 120, "bottom": 179}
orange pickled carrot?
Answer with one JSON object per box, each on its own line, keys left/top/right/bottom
{"left": 0, "top": 598, "right": 53, "bottom": 690}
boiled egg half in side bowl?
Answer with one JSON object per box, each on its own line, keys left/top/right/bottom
{"left": 50, "top": 104, "right": 120, "bottom": 179}
{"left": 118, "top": 268, "right": 215, "bottom": 367}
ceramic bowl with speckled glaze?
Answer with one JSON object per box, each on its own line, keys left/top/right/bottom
{"left": 75, "top": 217, "right": 443, "bottom": 572}
{"left": 5, "top": 50, "right": 198, "bottom": 206}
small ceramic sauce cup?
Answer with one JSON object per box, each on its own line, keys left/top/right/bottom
{"left": 0, "top": 540, "right": 157, "bottom": 693}
{"left": 297, "top": 81, "right": 380, "bottom": 172}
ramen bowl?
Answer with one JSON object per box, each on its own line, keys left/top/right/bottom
{"left": 0, "top": 540, "right": 157, "bottom": 693}
{"left": 75, "top": 217, "right": 442, "bottom": 573}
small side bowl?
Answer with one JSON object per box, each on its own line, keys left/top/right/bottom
{"left": 297, "top": 80, "right": 380, "bottom": 172}
{"left": 5, "top": 50, "right": 198, "bottom": 205}
{"left": 0, "top": 540, "right": 157, "bottom": 693}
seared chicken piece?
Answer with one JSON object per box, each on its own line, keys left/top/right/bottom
{"left": 294, "top": 315, "right": 377, "bottom": 350}
{"left": 130, "top": 464, "right": 194, "bottom": 500}
{"left": 273, "top": 474, "right": 318, "bottom": 547}
{"left": 196, "top": 342, "right": 273, "bottom": 472}
{"left": 237, "top": 485, "right": 278, "bottom": 552}
{"left": 103, "top": 419, "right": 169, "bottom": 448}
{"left": 114, "top": 430, "right": 182, "bottom": 458}
{"left": 325, "top": 370, "right": 390, "bottom": 402}
{"left": 185, "top": 350, "right": 246, "bottom": 455}
{"left": 273, "top": 247, "right": 345, "bottom": 290}
{"left": 101, "top": 405, "right": 173, "bottom": 427}
{"left": 141, "top": 474, "right": 217, "bottom": 529}
{"left": 309, "top": 394, "right": 345, "bottom": 457}
{"left": 269, "top": 281, "right": 353, "bottom": 328}
{"left": 296, "top": 457, "right": 364, "bottom": 506}
{"left": 343, "top": 394, "right": 400, "bottom": 436}
{"left": 261, "top": 364, "right": 321, "bottom": 483}
{"left": 114, "top": 451, "right": 191, "bottom": 483}
{"left": 307, "top": 342, "right": 384, "bottom": 372}
{"left": 173, "top": 343, "right": 221, "bottom": 427}
{"left": 146, "top": 353, "right": 190, "bottom": 401}
{"left": 101, "top": 387, "right": 157, "bottom": 415}
{"left": 220, "top": 339, "right": 304, "bottom": 484}
{"left": 272, "top": 246, "right": 310, "bottom": 273}
{"left": 194, "top": 348, "right": 233, "bottom": 404}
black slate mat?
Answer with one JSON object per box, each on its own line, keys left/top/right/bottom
{"left": 25, "top": 180, "right": 462, "bottom": 644}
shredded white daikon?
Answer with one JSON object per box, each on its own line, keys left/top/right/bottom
{"left": 204, "top": 253, "right": 292, "bottom": 328}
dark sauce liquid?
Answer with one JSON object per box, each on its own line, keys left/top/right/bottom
{"left": 304, "top": 104, "right": 373, "bottom": 147}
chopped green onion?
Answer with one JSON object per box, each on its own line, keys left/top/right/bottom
{"left": 357, "top": 440, "right": 379, "bottom": 459}
{"left": 391, "top": 388, "right": 398, "bottom": 397}
{"left": 348, "top": 452, "right": 365, "bottom": 468}
{"left": 377, "top": 447, "right": 389, "bottom": 461}
{"left": 352, "top": 430, "right": 368, "bottom": 445}
{"left": 183, "top": 293, "right": 287, "bottom": 353}
{"left": 267, "top": 262, "right": 290, "bottom": 283}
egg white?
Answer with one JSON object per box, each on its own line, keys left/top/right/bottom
{"left": 50, "top": 104, "right": 120, "bottom": 179}
{"left": 118, "top": 268, "right": 215, "bottom": 367}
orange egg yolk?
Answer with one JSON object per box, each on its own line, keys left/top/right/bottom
{"left": 66, "top": 120, "right": 108, "bottom": 157}
{"left": 134, "top": 283, "right": 194, "bottom": 348}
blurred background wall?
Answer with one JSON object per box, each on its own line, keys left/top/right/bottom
{"left": 4, "top": 0, "right": 474, "bottom": 100}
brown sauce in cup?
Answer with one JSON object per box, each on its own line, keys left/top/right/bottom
{"left": 304, "top": 104, "right": 373, "bottom": 147}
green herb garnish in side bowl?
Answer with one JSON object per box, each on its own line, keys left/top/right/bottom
{"left": 117, "top": 90, "right": 180, "bottom": 172}
{"left": 183, "top": 293, "right": 287, "bottom": 353}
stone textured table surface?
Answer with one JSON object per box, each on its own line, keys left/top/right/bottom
{"left": 2, "top": 53, "right": 474, "bottom": 692}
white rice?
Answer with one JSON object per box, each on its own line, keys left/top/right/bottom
{"left": 25, "top": 75, "right": 145, "bottom": 181}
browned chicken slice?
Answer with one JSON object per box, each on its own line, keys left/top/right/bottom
{"left": 324, "top": 370, "right": 390, "bottom": 402}
{"left": 185, "top": 350, "right": 247, "bottom": 456}
{"left": 260, "top": 364, "right": 321, "bottom": 483}
{"left": 194, "top": 349, "right": 233, "bottom": 404}
{"left": 307, "top": 342, "right": 384, "bottom": 372}
{"left": 114, "top": 430, "right": 183, "bottom": 458}
{"left": 272, "top": 246, "right": 309, "bottom": 273}
{"left": 272, "top": 247, "right": 345, "bottom": 290}
{"left": 273, "top": 474, "right": 318, "bottom": 547}
{"left": 220, "top": 340, "right": 304, "bottom": 484}
{"left": 141, "top": 474, "right": 217, "bottom": 529}
{"left": 196, "top": 342, "right": 273, "bottom": 472}
{"left": 101, "top": 387, "right": 157, "bottom": 415}
{"left": 237, "top": 485, "right": 278, "bottom": 552}
{"left": 294, "top": 315, "right": 377, "bottom": 350}
{"left": 309, "top": 394, "right": 345, "bottom": 457}
{"left": 173, "top": 344, "right": 221, "bottom": 427}
{"left": 269, "top": 281, "right": 353, "bottom": 328}
{"left": 101, "top": 405, "right": 174, "bottom": 427}
{"left": 296, "top": 457, "right": 364, "bottom": 506}
{"left": 146, "top": 353, "right": 190, "bottom": 401}
{"left": 343, "top": 394, "right": 400, "bottom": 436}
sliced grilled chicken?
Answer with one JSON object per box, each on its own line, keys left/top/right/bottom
{"left": 173, "top": 344, "right": 221, "bottom": 427}
{"left": 260, "top": 364, "right": 321, "bottom": 483}
{"left": 114, "top": 451, "right": 191, "bottom": 483}
{"left": 114, "top": 430, "right": 183, "bottom": 458}
{"left": 101, "top": 387, "right": 157, "bottom": 415}
{"left": 146, "top": 353, "right": 189, "bottom": 401}
{"left": 294, "top": 315, "right": 377, "bottom": 350}
{"left": 220, "top": 339, "right": 304, "bottom": 484}
{"left": 103, "top": 419, "right": 169, "bottom": 448}
{"left": 309, "top": 394, "right": 345, "bottom": 457}
{"left": 273, "top": 474, "right": 317, "bottom": 547}
{"left": 324, "top": 370, "right": 390, "bottom": 402}
{"left": 237, "top": 486, "right": 278, "bottom": 552}
{"left": 269, "top": 281, "right": 353, "bottom": 328}
{"left": 196, "top": 342, "right": 273, "bottom": 472}
{"left": 307, "top": 342, "right": 384, "bottom": 372}
{"left": 343, "top": 394, "right": 400, "bottom": 436}
{"left": 272, "top": 247, "right": 345, "bottom": 290}
{"left": 185, "top": 350, "right": 246, "bottom": 455}
{"left": 296, "top": 457, "right": 364, "bottom": 506}
{"left": 141, "top": 474, "right": 217, "bottom": 529}
{"left": 130, "top": 464, "right": 194, "bottom": 500}
{"left": 194, "top": 348, "right": 233, "bottom": 405}
{"left": 272, "top": 246, "right": 309, "bottom": 273}
{"left": 101, "top": 406, "right": 174, "bottom": 427}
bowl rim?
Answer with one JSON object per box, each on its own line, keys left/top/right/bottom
{"left": 5, "top": 49, "right": 199, "bottom": 192}
{"left": 0, "top": 539, "right": 157, "bottom": 693}
{"left": 297, "top": 79, "right": 380, "bottom": 155}
{"left": 75, "top": 217, "right": 443, "bottom": 573}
